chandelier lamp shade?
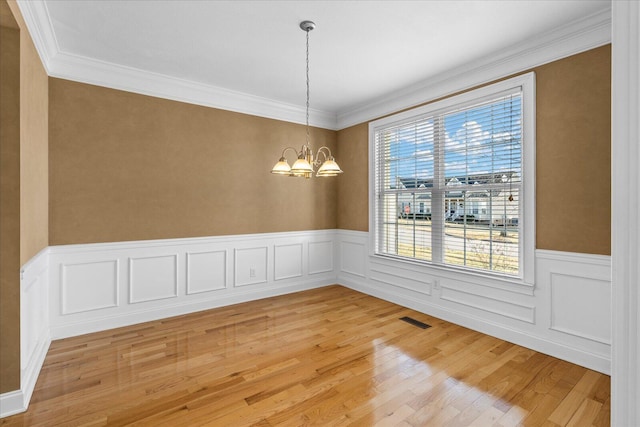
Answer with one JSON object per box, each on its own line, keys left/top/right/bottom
{"left": 271, "top": 20, "right": 343, "bottom": 178}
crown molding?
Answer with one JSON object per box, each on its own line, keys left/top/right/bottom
{"left": 17, "top": 1, "right": 609, "bottom": 132}
{"left": 46, "top": 51, "right": 338, "bottom": 130}
{"left": 336, "top": 7, "right": 612, "bottom": 130}
{"left": 15, "top": 0, "right": 339, "bottom": 130}
{"left": 16, "top": 0, "right": 56, "bottom": 73}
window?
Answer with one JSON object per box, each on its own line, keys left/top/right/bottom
{"left": 369, "top": 73, "right": 535, "bottom": 283}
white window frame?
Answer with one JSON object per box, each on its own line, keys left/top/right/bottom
{"left": 368, "top": 72, "right": 535, "bottom": 286}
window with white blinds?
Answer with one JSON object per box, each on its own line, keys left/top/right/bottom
{"left": 370, "top": 73, "right": 535, "bottom": 281}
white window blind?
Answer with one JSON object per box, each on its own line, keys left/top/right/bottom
{"left": 371, "top": 74, "right": 534, "bottom": 281}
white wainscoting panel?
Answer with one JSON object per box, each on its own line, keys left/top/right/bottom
{"left": 550, "top": 273, "right": 611, "bottom": 344}
{"left": 440, "top": 284, "right": 536, "bottom": 324}
{"left": 340, "top": 240, "right": 366, "bottom": 277}
{"left": 370, "top": 258, "right": 433, "bottom": 296}
{"left": 274, "top": 244, "right": 303, "bottom": 281}
{"left": 129, "top": 255, "right": 178, "bottom": 303}
{"left": 47, "top": 231, "right": 337, "bottom": 339}
{"left": 20, "top": 249, "right": 50, "bottom": 407}
{"left": 336, "top": 230, "right": 612, "bottom": 374}
{"left": 234, "top": 247, "right": 268, "bottom": 287}
{"left": 186, "top": 250, "right": 226, "bottom": 294}
{"left": 308, "top": 241, "right": 333, "bottom": 275}
{"left": 536, "top": 250, "right": 612, "bottom": 355}
{"left": 62, "top": 260, "right": 118, "bottom": 314}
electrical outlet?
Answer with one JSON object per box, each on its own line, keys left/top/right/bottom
{"left": 433, "top": 280, "right": 440, "bottom": 291}
{"left": 249, "top": 268, "right": 256, "bottom": 278}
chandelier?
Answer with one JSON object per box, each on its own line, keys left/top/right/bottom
{"left": 271, "top": 21, "right": 343, "bottom": 178}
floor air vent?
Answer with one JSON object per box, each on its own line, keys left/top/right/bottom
{"left": 399, "top": 316, "right": 431, "bottom": 329}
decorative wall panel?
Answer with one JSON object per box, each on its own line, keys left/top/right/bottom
{"left": 340, "top": 241, "right": 365, "bottom": 277}
{"left": 550, "top": 273, "right": 611, "bottom": 344}
{"left": 308, "top": 241, "right": 333, "bottom": 275}
{"left": 62, "top": 260, "right": 118, "bottom": 314}
{"left": 129, "top": 255, "right": 178, "bottom": 303}
{"left": 234, "top": 247, "right": 268, "bottom": 287}
{"left": 274, "top": 244, "right": 302, "bottom": 281}
{"left": 440, "top": 285, "right": 535, "bottom": 324}
{"left": 186, "top": 250, "right": 226, "bottom": 294}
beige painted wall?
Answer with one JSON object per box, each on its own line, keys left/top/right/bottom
{"left": 336, "top": 123, "right": 368, "bottom": 232}
{"left": 0, "top": 0, "right": 49, "bottom": 394}
{"left": 336, "top": 45, "right": 611, "bottom": 256}
{"left": 0, "top": 22, "right": 21, "bottom": 394}
{"left": 49, "top": 79, "right": 337, "bottom": 245}
{"left": 19, "top": 9, "right": 48, "bottom": 265}
{"left": 535, "top": 45, "right": 611, "bottom": 254}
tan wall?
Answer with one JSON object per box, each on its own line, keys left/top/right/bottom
{"left": 49, "top": 79, "right": 337, "bottom": 245}
{"left": 0, "top": 22, "right": 21, "bottom": 394}
{"left": 535, "top": 45, "right": 611, "bottom": 254}
{"left": 336, "top": 45, "right": 611, "bottom": 255}
{"left": 336, "top": 123, "right": 368, "bottom": 231}
{"left": 0, "top": 0, "right": 49, "bottom": 394}
{"left": 19, "top": 10, "right": 48, "bottom": 265}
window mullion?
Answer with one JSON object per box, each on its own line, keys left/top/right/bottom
{"left": 432, "top": 114, "right": 445, "bottom": 265}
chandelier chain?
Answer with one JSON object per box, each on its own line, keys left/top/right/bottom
{"left": 305, "top": 28, "right": 310, "bottom": 146}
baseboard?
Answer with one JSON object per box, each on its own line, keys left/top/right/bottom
{"left": 51, "top": 279, "right": 330, "bottom": 339}
{"left": 1, "top": 333, "right": 52, "bottom": 419}
{"left": 20, "top": 331, "right": 51, "bottom": 410}
{"left": 0, "top": 390, "right": 26, "bottom": 418}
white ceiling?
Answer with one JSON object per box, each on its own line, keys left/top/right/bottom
{"left": 20, "top": 0, "right": 611, "bottom": 129}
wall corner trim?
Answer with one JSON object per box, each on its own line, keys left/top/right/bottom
{"left": 611, "top": 1, "right": 640, "bottom": 425}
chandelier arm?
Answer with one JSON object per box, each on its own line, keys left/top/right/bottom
{"left": 316, "top": 146, "right": 333, "bottom": 157}
{"left": 280, "top": 146, "right": 300, "bottom": 159}
{"left": 313, "top": 146, "right": 333, "bottom": 166}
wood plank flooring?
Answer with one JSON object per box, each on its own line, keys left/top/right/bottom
{"left": 1, "top": 285, "right": 610, "bottom": 426}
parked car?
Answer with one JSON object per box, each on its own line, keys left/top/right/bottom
{"left": 400, "top": 212, "right": 431, "bottom": 220}
{"left": 451, "top": 214, "right": 476, "bottom": 223}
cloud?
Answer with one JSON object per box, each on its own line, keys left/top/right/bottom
{"left": 415, "top": 149, "right": 432, "bottom": 156}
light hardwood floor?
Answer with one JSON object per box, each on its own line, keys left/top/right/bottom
{"left": 2, "top": 285, "right": 610, "bottom": 426}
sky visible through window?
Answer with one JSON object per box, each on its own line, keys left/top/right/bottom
{"left": 388, "top": 96, "right": 522, "bottom": 185}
